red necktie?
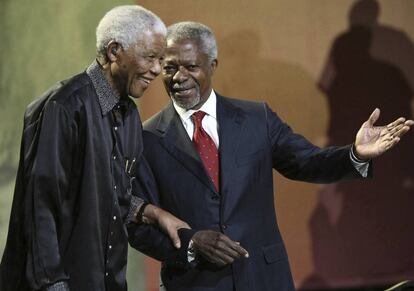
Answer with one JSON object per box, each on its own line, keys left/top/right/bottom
{"left": 192, "top": 111, "right": 219, "bottom": 191}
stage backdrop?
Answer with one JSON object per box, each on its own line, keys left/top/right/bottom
{"left": 136, "top": 0, "right": 414, "bottom": 290}
{"left": 0, "top": 1, "right": 413, "bottom": 290}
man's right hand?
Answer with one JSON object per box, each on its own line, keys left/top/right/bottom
{"left": 191, "top": 230, "right": 249, "bottom": 267}
{"left": 142, "top": 204, "right": 191, "bottom": 249}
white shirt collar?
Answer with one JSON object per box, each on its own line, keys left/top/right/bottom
{"left": 173, "top": 90, "right": 217, "bottom": 123}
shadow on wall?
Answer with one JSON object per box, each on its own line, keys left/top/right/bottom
{"left": 214, "top": 29, "right": 327, "bottom": 142}
{"left": 301, "top": 0, "right": 414, "bottom": 289}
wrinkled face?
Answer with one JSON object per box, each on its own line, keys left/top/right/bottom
{"left": 111, "top": 31, "right": 165, "bottom": 99}
{"left": 162, "top": 39, "right": 217, "bottom": 110}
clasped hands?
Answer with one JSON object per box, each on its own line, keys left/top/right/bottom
{"left": 139, "top": 206, "right": 249, "bottom": 267}
{"left": 354, "top": 108, "right": 413, "bottom": 160}
{"left": 191, "top": 230, "right": 249, "bottom": 267}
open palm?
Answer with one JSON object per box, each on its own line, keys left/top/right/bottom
{"left": 354, "top": 108, "right": 413, "bottom": 160}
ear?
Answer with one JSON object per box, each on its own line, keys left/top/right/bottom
{"left": 210, "top": 59, "right": 218, "bottom": 74}
{"left": 106, "top": 42, "right": 121, "bottom": 62}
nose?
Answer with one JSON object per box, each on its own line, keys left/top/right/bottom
{"left": 149, "top": 59, "right": 162, "bottom": 76}
{"left": 172, "top": 66, "right": 188, "bottom": 83}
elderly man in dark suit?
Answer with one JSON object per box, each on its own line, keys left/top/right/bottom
{"left": 130, "top": 22, "right": 413, "bottom": 291}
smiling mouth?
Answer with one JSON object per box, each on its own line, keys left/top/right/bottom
{"left": 139, "top": 77, "right": 153, "bottom": 85}
{"left": 173, "top": 88, "right": 194, "bottom": 95}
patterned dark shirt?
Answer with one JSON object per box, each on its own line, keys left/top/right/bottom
{"left": 0, "top": 60, "right": 144, "bottom": 291}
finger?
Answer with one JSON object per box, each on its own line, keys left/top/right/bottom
{"left": 168, "top": 229, "right": 181, "bottom": 249}
{"left": 380, "top": 135, "right": 393, "bottom": 143}
{"left": 366, "top": 108, "right": 380, "bottom": 126}
{"left": 393, "top": 125, "right": 411, "bottom": 138}
{"left": 230, "top": 242, "right": 249, "bottom": 258}
{"left": 385, "top": 137, "right": 401, "bottom": 151}
{"left": 213, "top": 250, "right": 235, "bottom": 265}
{"left": 179, "top": 222, "right": 191, "bottom": 229}
{"left": 404, "top": 119, "right": 414, "bottom": 127}
{"left": 214, "top": 236, "right": 243, "bottom": 259}
{"left": 387, "top": 117, "right": 406, "bottom": 129}
{"left": 203, "top": 245, "right": 234, "bottom": 265}
{"left": 201, "top": 248, "right": 228, "bottom": 265}
{"left": 219, "top": 236, "right": 249, "bottom": 258}
{"left": 388, "top": 122, "right": 405, "bottom": 133}
{"left": 379, "top": 126, "right": 391, "bottom": 137}
{"left": 384, "top": 124, "right": 405, "bottom": 138}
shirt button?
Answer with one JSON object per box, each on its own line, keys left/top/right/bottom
{"left": 113, "top": 216, "right": 117, "bottom": 221}
{"left": 114, "top": 185, "right": 117, "bottom": 190}
{"left": 113, "top": 155, "right": 116, "bottom": 160}
{"left": 110, "top": 231, "right": 114, "bottom": 236}
{"left": 114, "top": 126, "right": 118, "bottom": 131}
{"left": 105, "top": 272, "right": 109, "bottom": 276}
{"left": 222, "top": 224, "right": 227, "bottom": 230}
{"left": 109, "top": 245, "right": 112, "bottom": 249}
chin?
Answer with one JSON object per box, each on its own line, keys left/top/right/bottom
{"left": 172, "top": 95, "right": 200, "bottom": 110}
{"left": 130, "top": 89, "right": 146, "bottom": 99}
{"left": 170, "top": 92, "right": 200, "bottom": 110}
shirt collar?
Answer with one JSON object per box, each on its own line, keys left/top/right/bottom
{"left": 173, "top": 90, "right": 217, "bottom": 123}
{"left": 86, "top": 59, "right": 121, "bottom": 115}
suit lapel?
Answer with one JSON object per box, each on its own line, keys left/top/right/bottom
{"left": 217, "top": 95, "right": 245, "bottom": 201}
{"left": 156, "top": 103, "right": 218, "bottom": 194}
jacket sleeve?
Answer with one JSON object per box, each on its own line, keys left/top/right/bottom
{"left": 127, "top": 156, "right": 196, "bottom": 269}
{"left": 264, "top": 103, "right": 371, "bottom": 182}
{"left": 24, "top": 100, "right": 76, "bottom": 289}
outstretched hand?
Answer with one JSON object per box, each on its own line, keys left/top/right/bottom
{"left": 354, "top": 108, "right": 413, "bottom": 160}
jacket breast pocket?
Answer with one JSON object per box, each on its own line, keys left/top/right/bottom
{"left": 236, "top": 149, "right": 264, "bottom": 167}
{"left": 262, "top": 242, "right": 288, "bottom": 264}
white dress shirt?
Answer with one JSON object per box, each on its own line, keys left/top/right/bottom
{"left": 173, "top": 90, "right": 219, "bottom": 148}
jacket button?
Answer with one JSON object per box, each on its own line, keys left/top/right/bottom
{"left": 222, "top": 224, "right": 227, "bottom": 229}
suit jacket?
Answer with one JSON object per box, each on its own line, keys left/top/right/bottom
{"left": 130, "top": 93, "right": 366, "bottom": 291}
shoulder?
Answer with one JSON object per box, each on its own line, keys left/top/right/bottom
{"left": 219, "top": 94, "right": 264, "bottom": 108}
{"left": 48, "top": 72, "right": 93, "bottom": 108}
{"left": 28, "top": 71, "right": 93, "bottom": 112}
{"left": 143, "top": 110, "right": 164, "bottom": 132}
{"left": 217, "top": 94, "right": 270, "bottom": 123}
{"left": 143, "top": 102, "right": 175, "bottom": 134}
{"left": 24, "top": 71, "right": 93, "bottom": 127}
{"left": 218, "top": 94, "right": 267, "bottom": 113}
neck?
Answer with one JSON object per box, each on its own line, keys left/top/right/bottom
{"left": 192, "top": 88, "right": 212, "bottom": 110}
{"left": 96, "top": 58, "right": 125, "bottom": 98}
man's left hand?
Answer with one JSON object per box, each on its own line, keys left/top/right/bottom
{"left": 354, "top": 108, "right": 413, "bottom": 160}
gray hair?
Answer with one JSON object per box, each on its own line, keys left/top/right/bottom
{"left": 96, "top": 5, "right": 166, "bottom": 58}
{"left": 167, "top": 21, "right": 218, "bottom": 61}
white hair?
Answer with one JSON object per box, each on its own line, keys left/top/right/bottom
{"left": 96, "top": 5, "right": 166, "bottom": 58}
{"left": 167, "top": 21, "right": 218, "bottom": 61}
